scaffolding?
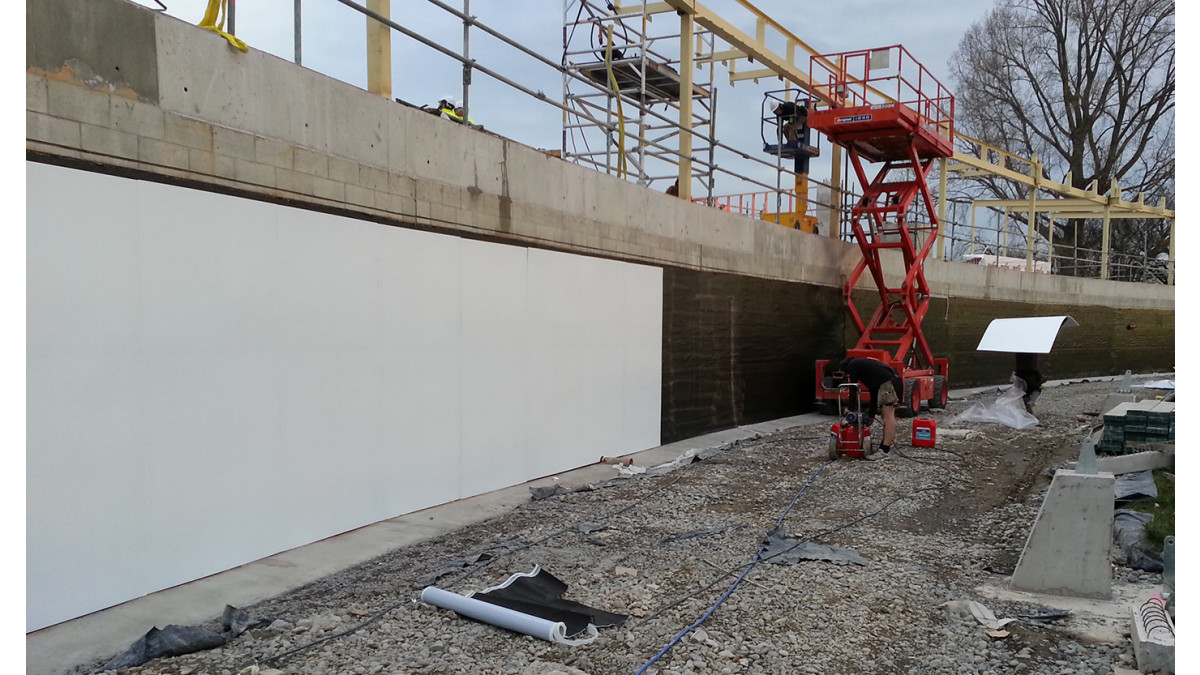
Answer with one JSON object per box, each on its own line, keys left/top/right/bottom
{"left": 562, "top": 0, "right": 717, "bottom": 201}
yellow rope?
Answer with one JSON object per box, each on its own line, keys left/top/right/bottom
{"left": 198, "top": 0, "right": 249, "bottom": 53}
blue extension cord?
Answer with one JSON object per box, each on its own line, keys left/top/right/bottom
{"left": 633, "top": 458, "right": 834, "bottom": 675}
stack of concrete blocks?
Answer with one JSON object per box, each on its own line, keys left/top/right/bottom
{"left": 1100, "top": 401, "right": 1175, "bottom": 454}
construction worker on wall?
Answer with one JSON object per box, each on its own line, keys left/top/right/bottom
{"left": 833, "top": 356, "right": 902, "bottom": 460}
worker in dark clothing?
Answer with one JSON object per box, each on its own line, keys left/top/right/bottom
{"left": 1014, "top": 352, "right": 1043, "bottom": 414}
{"left": 833, "top": 356, "right": 902, "bottom": 460}
{"left": 772, "top": 100, "right": 805, "bottom": 143}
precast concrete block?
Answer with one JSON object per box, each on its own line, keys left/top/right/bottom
{"left": 45, "top": 78, "right": 111, "bottom": 128}
{"left": 211, "top": 126, "right": 258, "bottom": 163}
{"left": 254, "top": 136, "right": 295, "bottom": 170}
{"left": 27, "top": 73, "right": 49, "bottom": 113}
{"left": 27, "top": 110, "right": 81, "bottom": 149}
{"left": 327, "top": 156, "right": 359, "bottom": 186}
{"left": 1010, "top": 469, "right": 1114, "bottom": 599}
{"left": 1131, "top": 600, "right": 1174, "bottom": 674}
{"left": 110, "top": 96, "right": 165, "bottom": 140}
{"left": 163, "top": 114, "right": 212, "bottom": 151}
{"left": 232, "top": 157, "right": 276, "bottom": 188}
{"left": 358, "top": 165, "right": 390, "bottom": 193}
{"left": 138, "top": 136, "right": 189, "bottom": 170}
{"left": 294, "top": 147, "right": 330, "bottom": 178}
{"left": 344, "top": 183, "right": 375, "bottom": 211}
{"left": 80, "top": 123, "right": 138, "bottom": 159}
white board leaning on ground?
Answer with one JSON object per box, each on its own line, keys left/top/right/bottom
{"left": 975, "top": 316, "right": 1079, "bottom": 354}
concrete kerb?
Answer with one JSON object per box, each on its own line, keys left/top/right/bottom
{"left": 25, "top": 413, "right": 830, "bottom": 675}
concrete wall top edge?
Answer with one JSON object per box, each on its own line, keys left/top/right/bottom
{"left": 26, "top": 0, "right": 1176, "bottom": 312}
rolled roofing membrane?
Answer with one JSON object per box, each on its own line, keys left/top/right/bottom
{"left": 420, "top": 586, "right": 600, "bottom": 646}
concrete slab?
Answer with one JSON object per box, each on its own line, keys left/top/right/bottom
{"left": 975, "top": 579, "right": 1163, "bottom": 644}
{"left": 25, "top": 413, "right": 828, "bottom": 675}
{"left": 1010, "top": 469, "right": 1115, "bottom": 599}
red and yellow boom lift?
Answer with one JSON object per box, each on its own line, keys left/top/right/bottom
{"left": 808, "top": 46, "right": 954, "bottom": 416}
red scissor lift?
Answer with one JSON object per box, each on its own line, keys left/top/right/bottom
{"left": 808, "top": 46, "right": 954, "bottom": 416}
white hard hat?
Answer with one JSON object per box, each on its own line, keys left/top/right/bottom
{"left": 442, "top": 95, "right": 458, "bottom": 106}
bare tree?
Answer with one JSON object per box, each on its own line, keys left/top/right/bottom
{"left": 949, "top": 0, "right": 1174, "bottom": 275}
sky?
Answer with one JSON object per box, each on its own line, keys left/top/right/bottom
{"left": 126, "top": 0, "right": 997, "bottom": 199}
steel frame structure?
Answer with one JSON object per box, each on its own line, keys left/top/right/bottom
{"left": 562, "top": 0, "right": 717, "bottom": 200}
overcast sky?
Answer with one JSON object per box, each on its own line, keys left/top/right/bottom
{"left": 128, "top": 0, "right": 997, "bottom": 197}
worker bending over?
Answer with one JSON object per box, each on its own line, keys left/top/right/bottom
{"left": 833, "top": 356, "right": 901, "bottom": 460}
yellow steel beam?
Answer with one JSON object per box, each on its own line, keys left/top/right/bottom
{"left": 662, "top": 0, "right": 817, "bottom": 91}
{"left": 696, "top": 48, "right": 747, "bottom": 63}
{"left": 615, "top": 1, "right": 674, "bottom": 14}
{"left": 366, "top": 0, "right": 392, "bottom": 99}
{"left": 729, "top": 68, "right": 779, "bottom": 82}
{"left": 970, "top": 199, "right": 1168, "bottom": 219}
{"left": 678, "top": 11, "right": 694, "bottom": 200}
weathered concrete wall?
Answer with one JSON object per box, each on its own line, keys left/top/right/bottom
{"left": 26, "top": 0, "right": 1174, "bottom": 629}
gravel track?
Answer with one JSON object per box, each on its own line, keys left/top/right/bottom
{"left": 96, "top": 378, "right": 1168, "bottom": 675}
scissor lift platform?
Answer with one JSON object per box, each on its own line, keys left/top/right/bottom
{"left": 808, "top": 45, "right": 955, "bottom": 415}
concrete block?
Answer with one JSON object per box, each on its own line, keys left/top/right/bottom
{"left": 1067, "top": 450, "right": 1174, "bottom": 475}
{"left": 1101, "top": 393, "right": 1137, "bottom": 416}
{"left": 27, "top": 73, "right": 49, "bottom": 113}
{"left": 46, "top": 78, "right": 110, "bottom": 127}
{"left": 163, "top": 114, "right": 212, "bottom": 150}
{"left": 255, "top": 136, "right": 295, "bottom": 170}
{"left": 1131, "top": 598, "right": 1174, "bottom": 673}
{"left": 294, "top": 147, "right": 329, "bottom": 178}
{"left": 309, "top": 174, "right": 346, "bottom": 203}
{"left": 345, "top": 184, "right": 375, "bottom": 210}
{"left": 328, "top": 156, "right": 359, "bottom": 186}
{"left": 188, "top": 148, "right": 236, "bottom": 177}
{"left": 233, "top": 157, "right": 276, "bottom": 188}
{"left": 212, "top": 126, "right": 258, "bottom": 162}
{"left": 80, "top": 123, "right": 138, "bottom": 159}
{"left": 27, "top": 111, "right": 82, "bottom": 148}
{"left": 138, "top": 136, "right": 189, "bottom": 169}
{"left": 358, "top": 165, "right": 390, "bottom": 193}
{"left": 109, "top": 97, "right": 164, "bottom": 140}
{"left": 1010, "top": 469, "right": 1114, "bottom": 599}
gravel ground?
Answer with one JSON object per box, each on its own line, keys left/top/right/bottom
{"left": 95, "top": 377, "right": 1170, "bottom": 675}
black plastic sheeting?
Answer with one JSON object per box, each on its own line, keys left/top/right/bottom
{"left": 1113, "top": 509, "right": 1164, "bottom": 572}
{"left": 102, "top": 605, "right": 271, "bottom": 670}
{"left": 760, "top": 529, "right": 870, "bottom": 566}
{"left": 471, "top": 567, "right": 627, "bottom": 638}
{"left": 1114, "top": 470, "right": 1158, "bottom": 502}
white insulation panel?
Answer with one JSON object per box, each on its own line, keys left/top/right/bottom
{"left": 26, "top": 162, "right": 662, "bottom": 631}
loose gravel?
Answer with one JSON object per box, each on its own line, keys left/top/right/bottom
{"left": 96, "top": 378, "right": 1169, "bottom": 675}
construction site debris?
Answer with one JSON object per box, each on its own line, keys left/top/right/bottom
{"left": 1113, "top": 510, "right": 1164, "bottom": 573}
{"left": 951, "top": 379, "right": 1038, "bottom": 429}
{"left": 102, "top": 606, "right": 270, "bottom": 670}
{"left": 422, "top": 566, "right": 626, "bottom": 646}
{"left": 760, "top": 529, "right": 869, "bottom": 566}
